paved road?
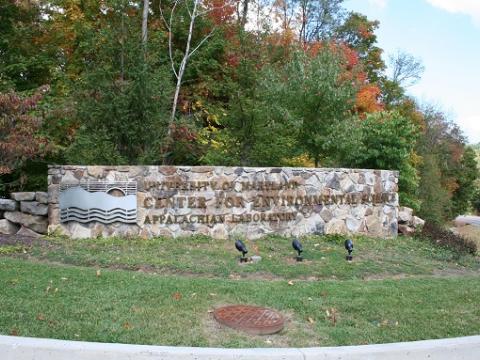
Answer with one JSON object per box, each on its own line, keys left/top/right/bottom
{"left": 455, "top": 216, "right": 480, "bottom": 226}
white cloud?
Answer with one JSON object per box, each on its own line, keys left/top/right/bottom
{"left": 426, "top": 0, "right": 480, "bottom": 24}
{"left": 457, "top": 114, "right": 480, "bottom": 144}
{"left": 368, "top": 0, "right": 388, "bottom": 9}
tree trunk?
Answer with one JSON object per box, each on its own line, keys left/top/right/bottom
{"left": 241, "top": 0, "right": 249, "bottom": 29}
{"left": 142, "top": 0, "right": 149, "bottom": 50}
{"left": 170, "top": 0, "right": 198, "bottom": 124}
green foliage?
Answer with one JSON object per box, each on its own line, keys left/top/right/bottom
{"left": 0, "top": 1, "right": 56, "bottom": 91}
{"left": 63, "top": 3, "right": 172, "bottom": 165}
{"left": 338, "top": 111, "right": 420, "bottom": 209}
{"left": 450, "top": 147, "right": 479, "bottom": 216}
{"left": 417, "top": 154, "right": 450, "bottom": 222}
{"left": 472, "top": 187, "right": 480, "bottom": 214}
{"left": 274, "top": 49, "right": 358, "bottom": 166}
{"left": 416, "top": 106, "right": 473, "bottom": 220}
{"left": 202, "top": 34, "right": 298, "bottom": 166}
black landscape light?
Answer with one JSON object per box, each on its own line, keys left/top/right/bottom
{"left": 235, "top": 239, "right": 248, "bottom": 263}
{"left": 292, "top": 238, "right": 303, "bottom": 262}
{"left": 344, "top": 239, "right": 353, "bottom": 261}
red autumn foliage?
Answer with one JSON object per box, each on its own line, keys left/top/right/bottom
{"left": 0, "top": 86, "right": 49, "bottom": 175}
{"left": 204, "top": 0, "right": 236, "bottom": 25}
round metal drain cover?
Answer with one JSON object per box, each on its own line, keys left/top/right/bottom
{"left": 213, "top": 305, "right": 285, "bottom": 335}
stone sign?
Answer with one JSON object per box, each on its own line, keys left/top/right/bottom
{"left": 48, "top": 165, "right": 399, "bottom": 239}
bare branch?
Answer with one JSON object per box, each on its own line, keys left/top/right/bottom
{"left": 197, "top": 2, "right": 231, "bottom": 17}
{"left": 389, "top": 50, "right": 425, "bottom": 87}
{"left": 188, "top": 28, "right": 215, "bottom": 57}
{"left": 159, "top": 0, "right": 181, "bottom": 79}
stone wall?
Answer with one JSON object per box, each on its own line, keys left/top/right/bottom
{"left": 48, "top": 165, "right": 399, "bottom": 239}
{"left": 0, "top": 192, "right": 48, "bottom": 238}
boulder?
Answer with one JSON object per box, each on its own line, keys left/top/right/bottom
{"left": 35, "top": 192, "right": 48, "bottom": 204}
{"left": 0, "top": 219, "right": 19, "bottom": 235}
{"left": 412, "top": 216, "right": 425, "bottom": 228}
{"left": 11, "top": 192, "right": 36, "bottom": 201}
{"left": 398, "top": 206, "right": 413, "bottom": 223}
{"left": 3, "top": 211, "right": 48, "bottom": 234}
{"left": 16, "top": 226, "right": 42, "bottom": 238}
{"left": 0, "top": 199, "right": 18, "bottom": 211}
{"left": 398, "top": 224, "right": 415, "bottom": 236}
{"left": 20, "top": 201, "right": 48, "bottom": 216}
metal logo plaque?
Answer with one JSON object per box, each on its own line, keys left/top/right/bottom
{"left": 59, "top": 181, "right": 137, "bottom": 224}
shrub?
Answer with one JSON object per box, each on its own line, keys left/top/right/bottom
{"left": 421, "top": 221, "right": 477, "bottom": 255}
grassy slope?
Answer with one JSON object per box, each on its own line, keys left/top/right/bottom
{"left": 0, "top": 257, "right": 479, "bottom": 348}
{"left": 0, "top": 234, "right": 479, "bottom": 347}
{"left": 9, "top": 234, "right": 480, "bottom": 280}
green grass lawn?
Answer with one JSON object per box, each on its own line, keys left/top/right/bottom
{"left": 0, "top": 234, "right": 479, "bottom": 347}
{"left": 7, "top": 233, "right": 480, "bottom": 280}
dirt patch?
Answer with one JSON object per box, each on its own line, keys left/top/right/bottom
{"left": 454, "top": 225, "right": 480, "bottom": 249}
{"left": 0, "top": 234, "right": 49, "bottom": 247}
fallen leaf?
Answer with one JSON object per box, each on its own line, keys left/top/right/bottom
{"left": 307, "top": 317, "right": 315, "bottom": 324}
{"left": 36, "top": 313, "right": 45, "bottom": 321}
{"left": 329, "top": 308, "right": 337, "bottom": 326}
{"left": 172, "top": 292, "right": 182, "bottom": 301}
{"left": 96, "top": 270, "right": 101, "bottom": 277}
{"left": 122, "top": 322, "right": 133, "bottom": 330}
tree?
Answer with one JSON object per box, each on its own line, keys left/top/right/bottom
{"left": 202, "top": 34, "right": 297, "bottom": 167}
{"left": 450, "top": 147, "right": 479, "bottom": 216}
{"left": 389, "top": 50, "right": 424, "bottom": 88}
{"left": 338, "top": 111, "right": 420, "bottom": 209}
{"left": 278, "top": 47, "right": 358, "bottom": 166}
{"left": 160, "top": 0, "right": 216, "bottom": 124}
{"left": 417, "top": 154, "right": 450, "bottom": 223}
{"left": 298, "top": 0, "right": 345, "bottom": 45}
{"left": 63, "top": 1, "right": 172, "bottom": 165}
{"left": 0, "top": 86, "right": 49, "bottom": 193}
{"left": 0, "top": 1, "right": 56, "bottom": 91}
{"left": 336, "top": 12, "right": 385, "bottom": 83}
{"left": 416, "top": 105, "right": 472, "bottom": 220}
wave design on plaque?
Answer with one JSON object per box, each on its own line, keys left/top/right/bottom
{"left": 59, "top": 184, "right": 137, "bottom": 224}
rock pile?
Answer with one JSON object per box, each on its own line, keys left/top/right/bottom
{"left": 0, "top": 192, "right": 48, "bottom": 238}
{"left": 398, "top": 206, "right": 425, "bottom": 236}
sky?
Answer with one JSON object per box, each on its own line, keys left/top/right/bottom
{"left": 345, "top": 0, "right": 480, "bottom": 144}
